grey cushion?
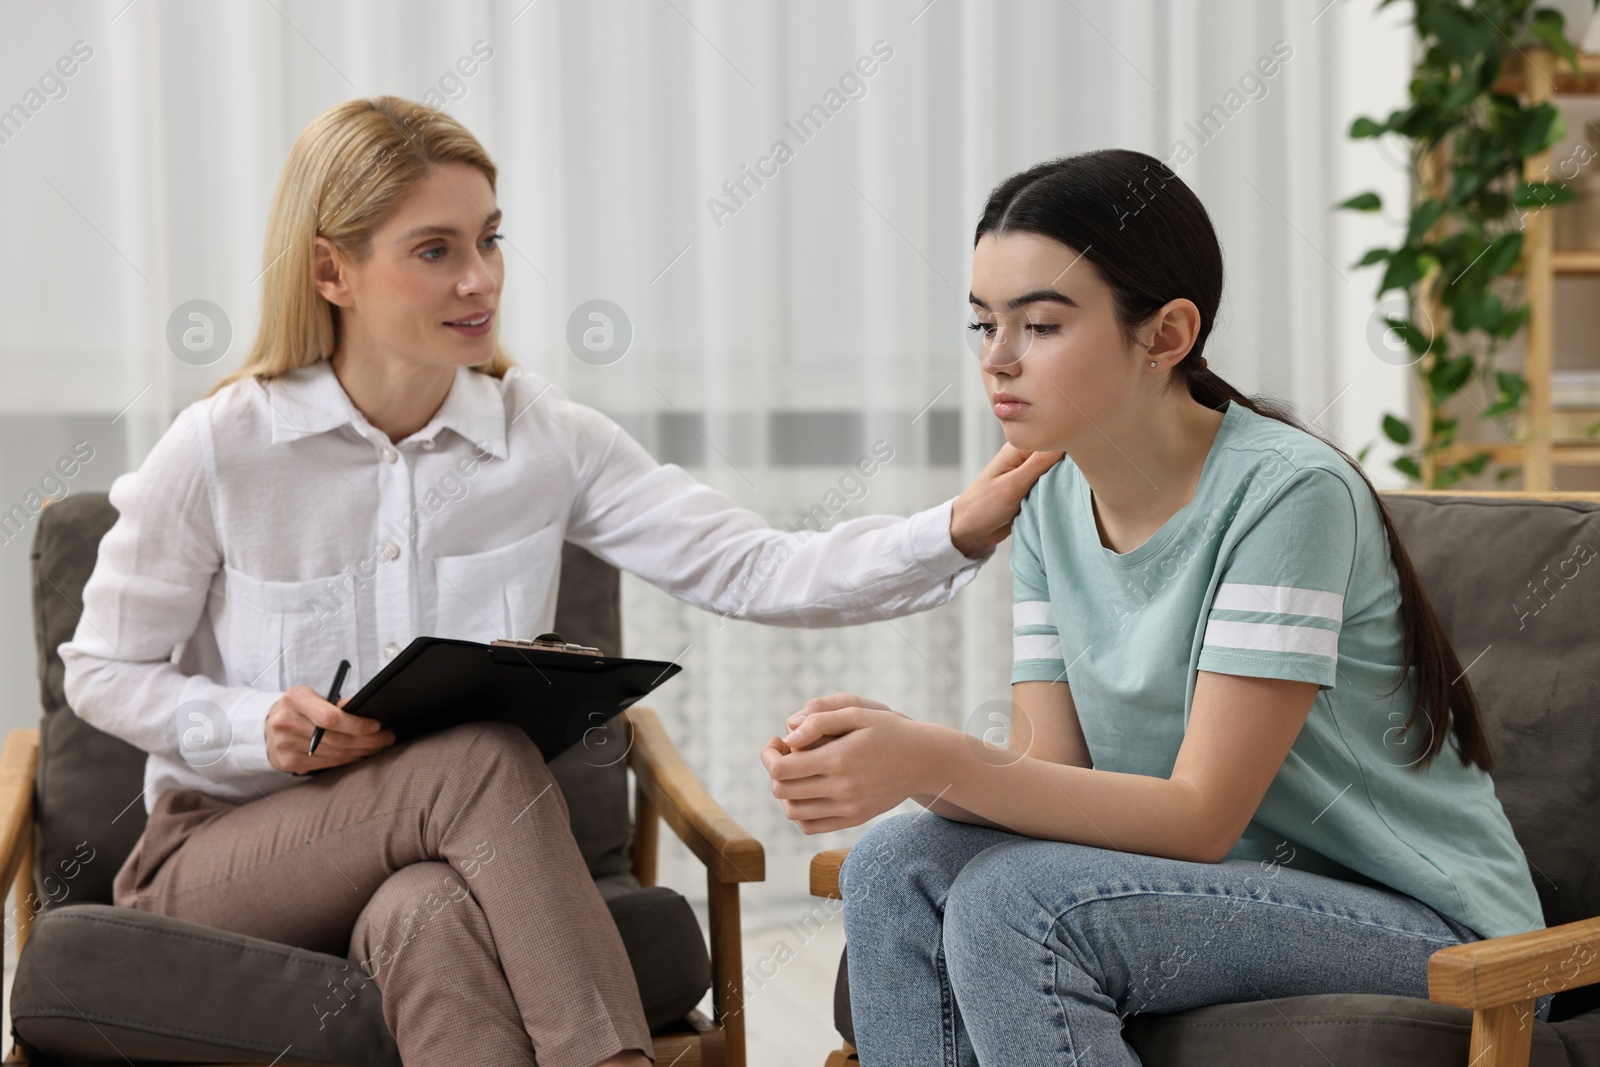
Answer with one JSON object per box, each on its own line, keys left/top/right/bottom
{"left": 1385, "top": 493, "right": 1600, "bottom": 1025}
{"left": 1122, "top": 994, "right": 1600, "bottom": 1067}
{"left": 11, "top": 877, "right": 708, "bottom": 1064}
{"left": 829, "top": 492, "right": 1600, "bottom": 1054}
{"left": 28, "top": 492, "right": 636, "bottom": 907}
{"left": 29, "top": 494, "right": 144, "bottom": 909}
{"left": 831, "top": 946, "right": 1600, "bottom": 1066}
{"left": 1382, "top": 494, "right": 1600, "bottom": 932}
{"left": 13, "top": 905, "right": 400, "bottom": 1066}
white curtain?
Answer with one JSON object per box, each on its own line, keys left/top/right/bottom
{"left": 0, "top": 0, "right": 1412, "bottom": 924}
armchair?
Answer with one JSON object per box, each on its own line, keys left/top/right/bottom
{"left": 0, "top": 491, "right": 762, "bottom": 1066}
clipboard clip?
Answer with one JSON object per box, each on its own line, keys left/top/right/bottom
{"left": 490, "top": 632, "right": 604, "bottom": 657}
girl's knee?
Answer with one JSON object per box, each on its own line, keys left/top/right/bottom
{"left": 840, "top": 812, "right": 934, "bottom": 902}
{"left": 942, "top": 839, "right": 1099, "bottom": 959}
{"left": 942, "top": 845, "right": 1016, "bottom": 945}
{"left": 840, "top": 812, "right": 1010, "bottom": 913}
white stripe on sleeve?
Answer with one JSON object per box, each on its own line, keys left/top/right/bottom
{"left": 1202, "top": 619, "right": 1338, "bottom": 660}
{"left": 1012, "top": 600, "right": 1056, "bottom": 628}
{"left": 1212, "top": 582, "right": 1343, "bottom": 621}
{"left": 1013, "top": 633, "right": 1064, "bottom": 663}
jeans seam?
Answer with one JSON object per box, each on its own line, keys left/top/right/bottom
{"left": 935, "top": 938, "right": 959, "bottom": 1067}
{"left": 1049, "top": 950, "right": 1093, "bottom": 1065}
{"left": 1052, "top": 884, "right": 1470, "bottom": 946}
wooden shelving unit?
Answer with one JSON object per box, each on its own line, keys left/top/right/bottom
{"left": 1423, "top": 48, "right": 1600, "bottom": 491}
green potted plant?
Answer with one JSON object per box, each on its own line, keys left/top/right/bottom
{"left": 1341, "top": 0, "right": 1597, "bottom": 488}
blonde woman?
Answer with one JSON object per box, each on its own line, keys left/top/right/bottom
{"left": 59, "top": 96, "right": 1058, "bottom": 1067}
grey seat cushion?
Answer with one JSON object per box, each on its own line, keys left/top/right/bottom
{"left": 831, "top": 945, "right": 1600, "bottom": 1066}
{"left": 1122, "top": 994, "right": 1600, "bottom": 1067}
{"left": 11, "top": 876, "right": 709, "bottom": 1065}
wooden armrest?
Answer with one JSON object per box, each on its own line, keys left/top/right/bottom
{"left": 811, "top": 847, "right": 849, "bottom": 899}
{"left": 0, "top": 729, "right": 39, "bottom": 891}
{"left": 625, "top": 706, "right": 763, "bottom": 885}
{"left": 1429, "top": 915, "right": 1600, "bottom": 1009}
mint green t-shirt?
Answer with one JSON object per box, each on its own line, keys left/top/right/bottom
{"left": 1010, "top": 399, "right": 1546, "bottom": 942}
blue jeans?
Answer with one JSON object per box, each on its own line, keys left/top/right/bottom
{"left": 841, "top": 811, "right": 1553, "bottom": 1066}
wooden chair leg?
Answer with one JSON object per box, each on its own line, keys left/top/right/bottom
{"left": 1469, "top": 1000, "right": 1536, "bottom": 1067}
{"left": 709, "top": 876, "right": 745, "bottom": 1067}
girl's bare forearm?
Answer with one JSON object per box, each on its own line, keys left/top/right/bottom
{"left": 909, "top": 791, "right": 1010, "bottom": 830}
{"left": 910, "top": 723, "right": 1220, "bottom": 861}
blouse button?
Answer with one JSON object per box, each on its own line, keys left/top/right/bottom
{"left": 384, "top": 642, "right": 401, "bottom": 659}
{"left": 380, "top": 540, "right": 400, "bottom": 561}
{"left": 421, "top": 439, "right": 437, "bottom": 451}
{"left": 381, "top": 447, "right": 398, "bottom": 463}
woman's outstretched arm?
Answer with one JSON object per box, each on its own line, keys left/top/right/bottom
{"left": 765, "top": 670, "right": 1318, "bottom": 864}
{"left": 555, "top": 392, "right": 1060, "bottom": 627}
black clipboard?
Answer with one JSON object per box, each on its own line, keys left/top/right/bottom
{"left": 336, "top": 635, "right": 683, "bottom": 765}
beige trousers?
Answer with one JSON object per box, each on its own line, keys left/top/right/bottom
{"left": 111, "top": 720, "right": 655, "bottom": 1067}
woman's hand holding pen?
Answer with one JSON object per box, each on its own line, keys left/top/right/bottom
{"left": 265, "top": 687, "right": 396, "bottom": 774}
{"left": 949, "top": 443, "right": 1066, "bottom": 558}
{"left": 761, "top": 692, "right": 934, "bottom": 835}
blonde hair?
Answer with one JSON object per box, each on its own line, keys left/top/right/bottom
{"left": 209, "top": 96, "right": 516, "bottom": 396}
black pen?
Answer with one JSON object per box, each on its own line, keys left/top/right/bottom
{"left": 307, "top": 658, "right": 351, "bottom": 756}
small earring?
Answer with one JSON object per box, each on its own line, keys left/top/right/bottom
{"left": 1149, "top": 361, "right": 1158, "bottom": 368}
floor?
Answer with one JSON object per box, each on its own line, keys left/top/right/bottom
{"left": 0, "top": 908, "right": 850, "bottom": 1066}
{"left": 713, "top": 910, "right": 849, "bottom": 1067}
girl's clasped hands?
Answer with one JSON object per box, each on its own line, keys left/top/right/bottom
{"left": 761, "top": 692, "right": 936, "bottom": 835}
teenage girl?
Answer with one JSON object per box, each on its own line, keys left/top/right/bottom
{"left": 762, "top": 149, "right": 1550, "bottom": 1066}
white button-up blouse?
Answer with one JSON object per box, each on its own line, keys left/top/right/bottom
{"left": 59, "top": 360, "right": 985, "bottom": 812}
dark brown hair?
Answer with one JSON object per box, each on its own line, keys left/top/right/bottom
{"left": 975, "top": 148, "right": 1492, "bottom": 773}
